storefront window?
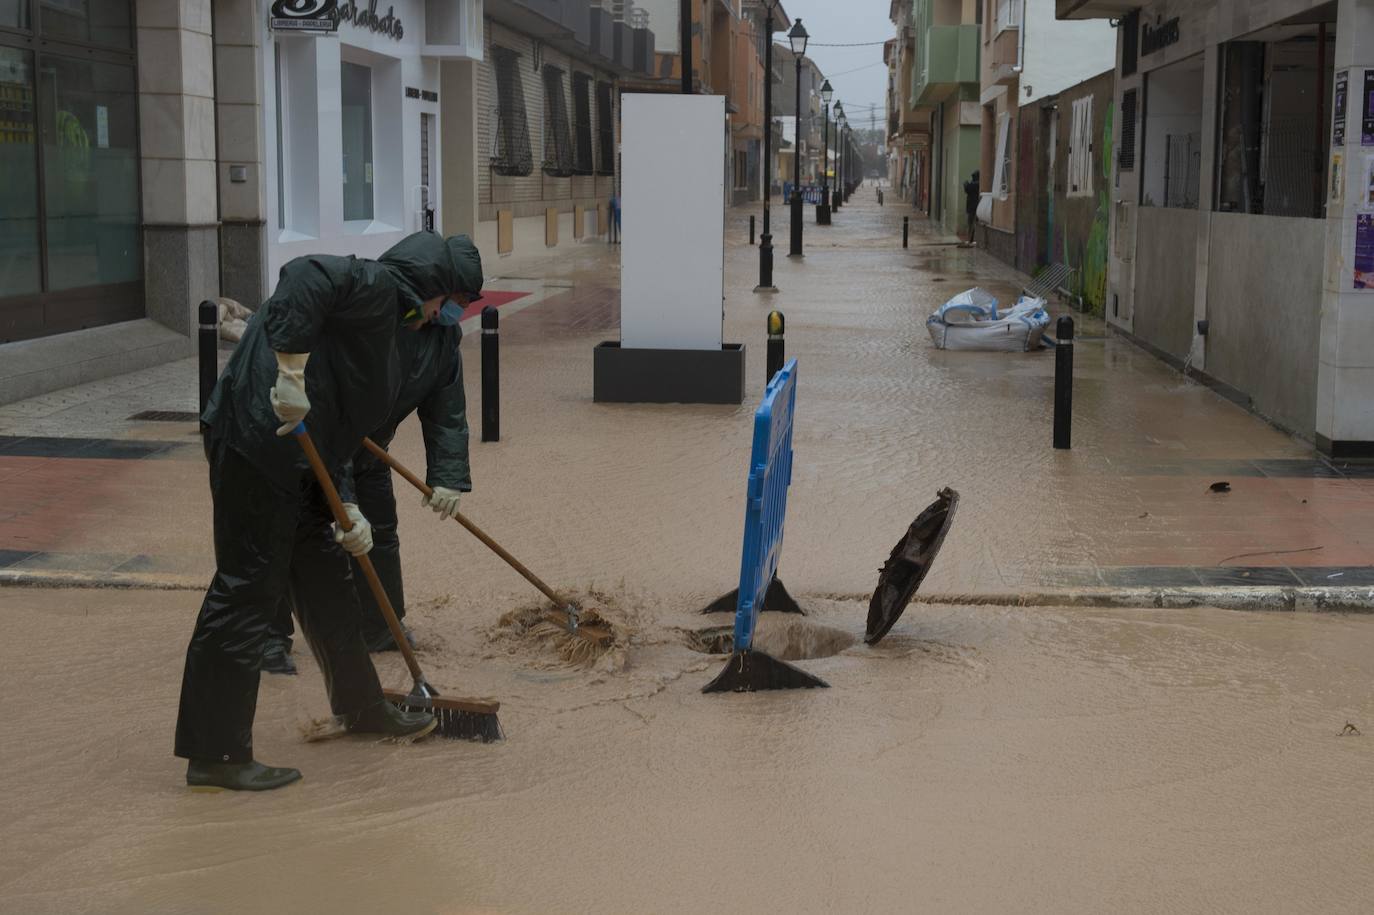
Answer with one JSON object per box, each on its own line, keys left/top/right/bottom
{"left": 341, "top": 60, "right": 374, "bottom": 222}
{"left": 40, "top": 0, "right": 132, "bottom": 49}
{"left": 39, "top": 55, "right": 140, "bottom": 290}
{"left": 1215, "top": 22, "right": 1335, "bottom": 218}
{"left": 0, "top": 46, "right": 39, "bottom": 296}
{"left": 0, "top": 0, "right": 140, "bottom": 341}
{"left": 0, "top": 0, "right": 31, "bottom": 30}
{"left": 1140, "top": 56, "right": 1204, "bottom": 209}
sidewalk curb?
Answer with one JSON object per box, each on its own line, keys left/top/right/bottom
{"left": 0, "top": 569, "right": 203, "bottom": 591}
{"left": 4, "top": 569, "right": 1373, "bottom": 613}
{"left": 915, "top": 587, "right": 1374, "bottom": 614}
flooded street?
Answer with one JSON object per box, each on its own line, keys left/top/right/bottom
{"left": 1, "top": 192, "right": 1370, "bottom": 913}
{"left": 2, "top": 586, "right": 1370, "bottom": 913}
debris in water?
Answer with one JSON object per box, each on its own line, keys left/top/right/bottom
{"left": 1209, "top": 481, "right": 1231, "bottom": 493}
{"left": 301, "top": 716, "right": 349, "bottom": 743}
{"left": 1339, "top": 722, "right": 1361, "bottom": 737}
{"left": 490, "top": 588, "right": 631, "bottom": 671}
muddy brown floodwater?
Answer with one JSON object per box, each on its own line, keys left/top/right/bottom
{"left": 1, "top": 586, "right": 1371, "bottom": 914}
{"left": 2, "top": 201, "right": 1371, "bottom": 911}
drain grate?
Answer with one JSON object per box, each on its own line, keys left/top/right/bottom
{"left": 128, "top": 410, "right": 199, "bottom": 422}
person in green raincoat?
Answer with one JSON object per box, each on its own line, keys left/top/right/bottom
{"left": 261, "top": 237, "right": 481, "bottom": 665}
{"left": 175, "top": 232, "right": 482, "bottom": 792}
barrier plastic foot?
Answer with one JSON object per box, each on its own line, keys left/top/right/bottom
{"left": 699, "top": 576, "right": 803, "bottom": 615}
{"left": 701, "top": 649, "right": 829, "bottom": 693}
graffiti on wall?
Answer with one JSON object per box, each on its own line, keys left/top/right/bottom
{"left": 1079, "top": 101, "right": 1113, "bottom": 315}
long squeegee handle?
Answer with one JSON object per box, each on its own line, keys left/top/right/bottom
{"left": 293, "top": 423, "right": 429, "bottom": 689}
{"left": 360, "top": 436, "right": 567, "bottom": 609}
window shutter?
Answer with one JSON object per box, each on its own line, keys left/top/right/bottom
{"left": 992, "top": 112, "right": 1011, "bottom": 200}
{"left": 1119, "top": 89, "right": 1137, "bottom": 172}
{"left": 491, "top": 46, "right": 533, "bottom": 177}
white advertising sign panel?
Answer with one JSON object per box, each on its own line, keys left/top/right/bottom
{"left": 620, "top": 94, "right": 725, "bottom": 350}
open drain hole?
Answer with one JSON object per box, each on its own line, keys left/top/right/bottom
{"left": 684, "top": 619, "right": 857, "bottom": 661}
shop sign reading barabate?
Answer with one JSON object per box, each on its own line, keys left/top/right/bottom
{"left": 269, "top": 0, "right": 339, "bottom": 33}
{"left": 335, "top": 0, "right": 404, "bottom": 39}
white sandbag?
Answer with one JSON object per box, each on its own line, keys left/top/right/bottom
{"left": 927, "top": 291, "right": 1050, "bottom": 352}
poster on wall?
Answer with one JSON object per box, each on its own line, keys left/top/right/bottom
{"left": 1333, "top": 70, "right": 1348, "bottom": 147}
{"left": 1362, "top": 70, "right": 1374, "bottom": 146}
{"left": 1331, "top": 152, "right": 1345, "bottom": 205}
{"left": 1365, "top": 154, "right": 1374, "bottom": 209}
{"left": 1354, "top": 214, "right": 1374, "bottom": 289}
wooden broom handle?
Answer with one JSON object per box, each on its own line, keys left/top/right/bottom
{"left": 294, "top": 425, "right": 427, "bottom": 686}
{"left": 361, "top": 437, "right": 568, "bottom": 608}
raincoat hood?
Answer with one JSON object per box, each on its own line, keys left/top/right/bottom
{"left": 379, "top": 232, "right": 484, "bottom": 318}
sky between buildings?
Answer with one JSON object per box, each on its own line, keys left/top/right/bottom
{"left": 774, "top": 0, "right": 891, "bottom": 137}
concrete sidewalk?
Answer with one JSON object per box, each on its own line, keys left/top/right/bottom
{"left": 0, "top": 189, "right": 1371, "bottom": 607}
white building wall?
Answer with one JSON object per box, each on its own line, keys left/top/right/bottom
{"left": 262, "top": 0, "right": 440, "bottom": 283}
{"left": 1020, "top": 0, "right": 1116, "bottom": 105}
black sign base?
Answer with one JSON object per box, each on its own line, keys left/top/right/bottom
{"left": 593, "top": 341, "right": 745, "bottom": 404}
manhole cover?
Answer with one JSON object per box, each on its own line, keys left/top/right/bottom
{"left": 684, "top": 619, "right": 856, "bottom": 660}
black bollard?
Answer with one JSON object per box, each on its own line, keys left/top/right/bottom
{"left": 766, "top": 311, "right": 785, "bottom": 386}
{"left": 198, "top": 300, "right": 218, "bottom": 415}
{"left": 481, "top": 305, "right": 500, "bottom": 442}
{"left": 902, "top": 216, "right": 909, "bottom": 249}
{"left": 1053, "top": 316, "right": 1074, "bottom": 450}
{"left": 750, "top": 214, "right": 756, "bottom": 246}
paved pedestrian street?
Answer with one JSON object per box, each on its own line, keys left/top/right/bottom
{"left": 1, "top": 196, "right": 1371, "bottom": 598}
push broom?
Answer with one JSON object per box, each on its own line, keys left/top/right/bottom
{"left": 294, "top": 424, "right": 503, "bottom": 742}
{"left": 361, "top": 437, "right": 615, "bottom": 660}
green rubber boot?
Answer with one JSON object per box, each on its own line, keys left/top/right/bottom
{"left": 346, "top": 700, "right": 437, "bottom": 740}
{"left": 186, "top": 760, "right": 303, "bottom": 792}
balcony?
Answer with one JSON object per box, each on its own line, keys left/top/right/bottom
{"left": 988, "top": 24, "right": 1019, "bottom": 85}
{"left": 560, "top": 0, "right": 592, "bottom": 45}
{"left": 485, "top": 0, "right": 563, "bottom": 29}
{"left": 633, "top": 27, "right": 655, "bottom": 75}
{"left": 913, "top": 23, "right": 978, "bottom": 105}
{"left": 1056, "top": 0, "right": 1139, "bottom": 18}
{"left": 590, "top": 5, "right": 616, "bottom": 62}
{"left": 612, "top": 20, "right": 634, "bottom": 70}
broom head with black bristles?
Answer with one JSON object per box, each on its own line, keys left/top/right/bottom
{"left": 382, "top": 683, "right": 504, "bottom": 743}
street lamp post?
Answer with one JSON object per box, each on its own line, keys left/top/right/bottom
{"left": 787, "top": 19, "right": 808, "bottom": 259}
{"left": 829, "top": 109, "right": 840, "bottom": 214}
{"left": 840, "top": 126, "right": 851, "bottom": 199}
{"left": 756, "top": 2, "right": 778, "bottom": 292}
{"left": 817, "top": 78, "right": 832, "bottom": 225}
{"left": 831, "top": 102, "right": 843, "bottom": 214}
{"left": 844, "top": 124, "right": 853, "bottom": 201}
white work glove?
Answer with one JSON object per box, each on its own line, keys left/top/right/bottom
{"left": 422, "top": 486, "right": 462, "bottom": 521}
{"left": 333, "top": 502, "right": 373, "bottom": 556}
{"left": 270, "top": 351, "right": 311, "bottom": 436}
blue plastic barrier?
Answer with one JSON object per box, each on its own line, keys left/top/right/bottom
{"left": 732, "top": 358, "right": 798, "bottom": 652}
{"left": 781, "top": 183, "right": 824, "bottom": 205}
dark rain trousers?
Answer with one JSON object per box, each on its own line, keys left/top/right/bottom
{"left": 268, "top": 454, "right": 405, "bottom": 646}
{"left": 174, "top": 438, "right": 385, "bottom": 763}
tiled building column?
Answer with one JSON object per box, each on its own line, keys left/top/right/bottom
{"left": 214, "top": 0, "right": 269, "bottom": 308}
{"left": 440, "top": 59, "right": 480, "bottom": 239}
{"left": 136, "top": 0, "right": 219, "bottom": 336}
{"left": 1317, "top": 0, "right": 1374, "bottom": 456}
